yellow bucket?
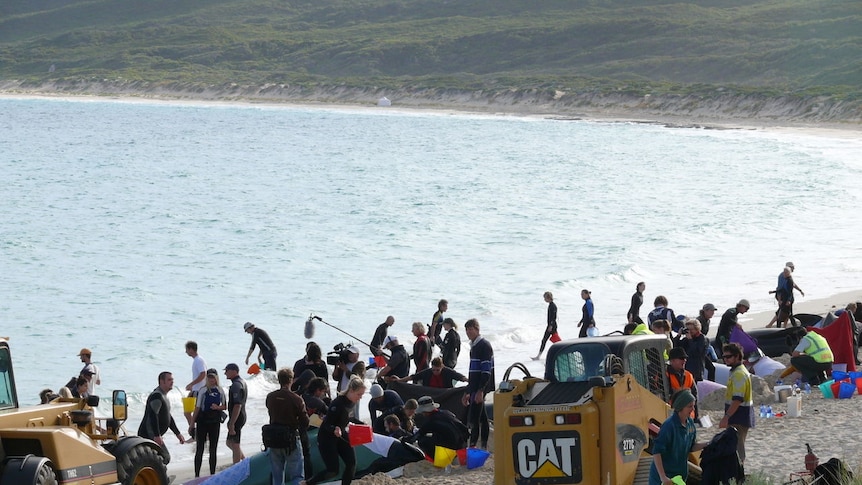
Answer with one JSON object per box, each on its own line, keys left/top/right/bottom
{"left": 182, "top": 396, "right": 196, "bottom": 413}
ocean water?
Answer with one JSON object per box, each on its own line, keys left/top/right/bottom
{"left": 2, "top": 96, "right": 861, "bottom": 470}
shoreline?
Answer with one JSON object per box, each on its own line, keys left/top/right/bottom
{"left": 168, "top": 289, "right": 862, "bottom": 485}
{"left": 1, "top": 82, "right": 860, "bottom": 139}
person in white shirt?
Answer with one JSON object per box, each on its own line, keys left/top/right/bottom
{"left": 78, "top": 348, "right": 101, "bottom": 395}
{"left": 184, "top": 341, "right": 208, "bottom": 427}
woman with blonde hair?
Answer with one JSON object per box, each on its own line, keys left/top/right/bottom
{"left": 189, "top": 368, "right": 226, "bottom": 477}
{"left": 307, "top": 375, "right": 367, "bottom": 485}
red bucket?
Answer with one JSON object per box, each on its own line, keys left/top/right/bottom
{"left": 550, "top": 332, "right": 561, "bottom": 343}
{"left": 457, "top": 448, "right": 468, "bottom": 466}
{"left": 348, "top": 424, "right": 373, "bottom": 446}
{"left": 830, "top": 380, "right": 843, "bottom": 399}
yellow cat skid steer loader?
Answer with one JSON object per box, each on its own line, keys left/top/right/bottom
{"left": 0, "top": 337, "right": 168, "bottom": 485}
{"left": 494, "top": 334, "right": 702, "bottom": 484}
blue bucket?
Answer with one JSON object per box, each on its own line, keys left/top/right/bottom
{"left": 839, "top": 381, "right": 856, "bottom": 399}
{"left": 466, "top": 448, "right": 490, "bottom": 469}
{"left": 832, "top": 370, "right": 849, "bottom": 382}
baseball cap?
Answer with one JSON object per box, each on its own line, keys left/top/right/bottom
{"left": 206, "top": 368, "right": 218, "bottom": 376}
{"left": 702, "top": 303, "right": 717, "bottom": 312}
{"left": 243, "top": 322, "right": 254, "bottom": 331}
{"left": 737, "top": 299, "right": 751, "bottom": 309}
{"left": 786, "top": 261, "right": 795, "bottom": 270}
{"left": 370, "top": 384, "right": 384, "bottom": 398}
{"left": 224, "top": 363, "right": 240, "bottom": 372}
{"left": 383, "top": 335, "right": 398, "bottom": 346}
{"left": 346, "top": 345, "right": 360, "bottom": 354}
{"left": 78, "top": 348, "right": 92, "bottom": 356}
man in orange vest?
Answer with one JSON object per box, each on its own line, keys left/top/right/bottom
{"left": 667, "top": 347, "right": 699, "bottom": 419}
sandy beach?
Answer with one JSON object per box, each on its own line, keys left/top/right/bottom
{"left": 165, "top": 289, "right": 862, "bottom": 484}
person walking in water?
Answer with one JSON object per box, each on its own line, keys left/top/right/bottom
{"left": 627, "top": 282, "right": 645, "bottom": 324}
{"left": 534, "top": 291, "right": 558, "bottom": 360}
{"left": 577, "top": 289, "right": 596, "bottom": 338}
{"left": 243, "top": 322, "right": 278, "bottom": 370}
{"left": 138, "top": 372, "right": 186, "bottom": 462}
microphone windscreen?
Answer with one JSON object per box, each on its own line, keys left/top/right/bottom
{"left": 304, "top": 316, "right": 315, "bottom": 339}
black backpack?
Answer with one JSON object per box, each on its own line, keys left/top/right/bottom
{"left": 699, "top": 427, "right": 745, "bottom": 485}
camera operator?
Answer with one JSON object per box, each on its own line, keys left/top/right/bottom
{"left": 673, "top": 318, "right": 715, "bottom": 383}
{"left": 331, "top": 344, "right": 365, "bottom": 391}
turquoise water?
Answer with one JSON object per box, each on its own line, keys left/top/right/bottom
{"left": 1, "top": 96, "right": 861, "bottom": 468}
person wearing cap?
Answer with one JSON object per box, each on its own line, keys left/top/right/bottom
{"left": 697, "top": 303, "right": 718, "bottom": 336}
{"left": 265, "top": 368, "right": 309, "bottom": 485}
{"left": 716, "top": 299, "right": 750, "bottom": 348}
{"left": 370, "top": 315, "right": 395, "bottom": 357}
{"left": 377, "top": 336, "right": 409, "bottom": 383}
{"left": 719, "top": 343, "right": 754, "bottom": 466}
{"left": 437, "top": 317, "right": 462, "bottom": 369}
{"left": 790, "top": 328, "right": 834, "bottom": 385}
{"left": 462, "top": 318, "right": 493, "bottom": 450}
{"left": 189, "top": 368, "right": 227, "bottom": 477}
{"left": 649, "top": 389, "right": 706, "bottom": 485}
{"left": 332, "top": 345, "right": 365, "bottom": 395}
{"left": 138, "top": 371, "right": 186, "bottom": 462}
{"left": 411, "top": 322, "right": 432, "bottom": 378}
{"left": 367, "top": 383, "right": 404, "bottom": 434}
{"left": 666, "top": 347, "right": 699, "bottom": 419}
{"left": 306, "top": 375, "right": 366, "bottom": 485}
{"left": 243, "top": 322, "right": 278, "bottom": 371}
{"left": 413, "top": 395, "right": 469, "bottom": 458}
{"left": 389, "top": 356, "right": 467, "bottom": 388}
{"left": 767, "top": 263, "right": 805, "bottom": 328}
{"left": 223, "top": 363, "right": 248, "bottom": 464}
{"left": 78, "top": 348, "right": 101, "bottom": 395}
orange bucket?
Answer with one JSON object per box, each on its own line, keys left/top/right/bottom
{"left": 248, "top": 363, "right": 261, "bottom": 375}
{"left": 348, "top": 424, "right": 373, "bottom": 446}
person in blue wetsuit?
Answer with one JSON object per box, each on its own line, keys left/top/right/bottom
{"left": 577, "top": 289, "right": 596, "bottom": 338}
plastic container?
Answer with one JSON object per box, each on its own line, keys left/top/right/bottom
{"left": 182, "top": 397, "right": 197, "bottom": 413}
{"left": 830, "top": 381, "right": 842, "bottom": 399}
{"left": 818, "top": 380, "right": 835, "bottom": 398}
{"left": 833, "top": 363, "right": 848, "bottom": 374}
{"left": 466, "top": 448, "right": 491, "bottom": 469}
{"left": 855, "top": 378, "right": 862, "bottom": 395}
{"left": 348, "top": 424, "right": 373, "bottom": 446}
{"left": 457, "top": 448, "right": 468, "bottom": 466}
{"left": 838, "top": 381, "right": 855, "bottom": 399}
{"left": 832, "top": 370, "right": 849, "bottom": 382}
{"left": 247, "top": 363, "right": 261, "bottom": 375}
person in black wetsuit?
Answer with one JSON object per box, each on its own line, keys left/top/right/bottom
{"left": 436, "top": 318, "right": 461, "bottom": 369}
{"left": 242, "top": 321, "right": 277, "bottom": 370}
{"left": 534, "top": 291, "right": 558, "bottom": 360}
{"left": 307, "top": 375, "right": 367, "bottom": 485}
{"left": 138, "top": 372, "right": 186, "bottom": 462}
{"left": 627, "top": 282, "right": 646, "bottom": 324}
{"left": 370, "top": 315, "right": 395, "bottom": 357}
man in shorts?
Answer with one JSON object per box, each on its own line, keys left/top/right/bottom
{"left": 224, "top": 363, "right": 248, "bottom": 464}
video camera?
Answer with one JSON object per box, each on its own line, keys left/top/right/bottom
{"left": 326, "top": 343, "right": 353, "bottom": 366}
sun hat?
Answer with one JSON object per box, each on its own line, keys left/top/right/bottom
{"left": 243, "top": 322, "right": 254, "bottom": 331}
{"left": 737, "top": 299, "right": 751, "bottom": 309}
{"left": 416, "top": 396, "right": 440, "bottom": 413}
{"left": 668, "top": 347, "right": 688, "bottom": 360}
{"left": 702, "top": 303, "right": 717, "bottom": 312}
{"left": 369, "top": 384, "right": 384, "bottom": 398}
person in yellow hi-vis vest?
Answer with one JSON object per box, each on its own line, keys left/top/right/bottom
{"left": 790, "top": 329, "right": 834, "bottom": 385}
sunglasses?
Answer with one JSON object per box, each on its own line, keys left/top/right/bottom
{"left": 722, "top": 354, "right": 735, "bottom": 359}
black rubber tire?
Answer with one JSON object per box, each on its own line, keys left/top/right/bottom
{"left": 36, "top": 462, "right": 58, "bottom": 485}
{"left": 116, "top": 444, "right": 169, "bottom": 485}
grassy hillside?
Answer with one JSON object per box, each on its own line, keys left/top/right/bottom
{"left": 1, "top": 0, "right": 860, "bottom": 99}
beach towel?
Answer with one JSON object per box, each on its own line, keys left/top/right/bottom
{"left": 808, "top": 312, "right": 856, "bottom": 372}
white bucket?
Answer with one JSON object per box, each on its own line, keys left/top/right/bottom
{"left": 787, "top": 396, "right": 803, "bottom": 417}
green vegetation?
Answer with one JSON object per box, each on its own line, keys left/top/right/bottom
{"left": 1, "top": 0, "right": 860, "bottom": 105}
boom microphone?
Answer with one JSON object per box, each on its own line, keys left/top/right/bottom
{"left": 304, "top": 315, "right": 315, "bottom": 339}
